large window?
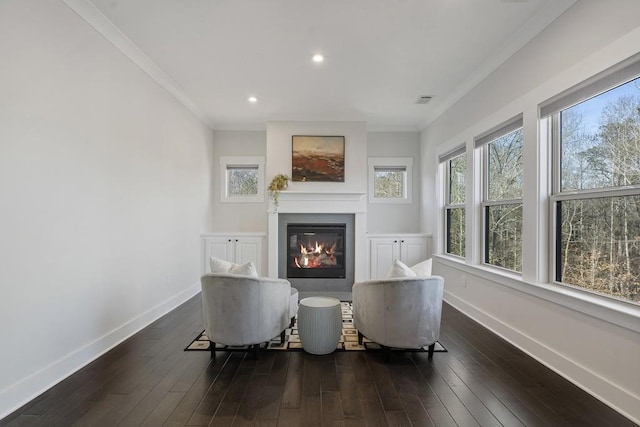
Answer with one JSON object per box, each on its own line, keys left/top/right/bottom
{"left": 368, "top": 157, "right": 413, "bottom": 203}
{"left": 441, "top": 147, "right": 466, "bottom": 257}
{"left": 476, "top": 116, "right": 523, "bottom": 272}
{"left": 219, "top": 156, "right": 265, "bottom": 203}
{"left": 545, "top": 67, "right": 640, "bottom": 304}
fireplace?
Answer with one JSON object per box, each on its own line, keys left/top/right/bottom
{"left": 272, "top": 200, "right": 363, "bottom": 298}
{"left": 276, "top": 213, "right": 355, "bottom": 296}
{"left": 287, "top": 223, "right": 346, "bottom": 279}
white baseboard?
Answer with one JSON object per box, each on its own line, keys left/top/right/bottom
{"left": 444, "top": 292, "right": 640, "bottom": 425}
{"left": 0, "top": 282, "right": 201, "bottom": 421}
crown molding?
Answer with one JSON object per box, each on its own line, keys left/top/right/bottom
{"left": 62, "top": 0, "right": 214, "bottom": 129}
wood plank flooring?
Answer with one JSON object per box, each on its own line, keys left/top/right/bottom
{"left": 1, "top": 295, "right": 635, "bottom": 426}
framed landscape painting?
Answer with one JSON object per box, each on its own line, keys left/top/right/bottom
{"left": 292, "top": 135, "right": 345, "bottom": 182}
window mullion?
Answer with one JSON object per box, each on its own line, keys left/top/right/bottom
{"left": 555, "top": 185, "right": 640, "bottom": 201}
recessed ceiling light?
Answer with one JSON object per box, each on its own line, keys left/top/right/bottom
{"left": 312, "top": 54, "right": 324, "bottom": 63}
{"left": 248, "top": 96, "right": 258, "bottom": 103}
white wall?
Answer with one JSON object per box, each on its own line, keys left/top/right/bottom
{"left": 0, "top": 0, "right": 213, "bottom": 418}
{"left": 211, "top": 130, "right": 267, "bottom": 232}
{"left": 266, "top": 121, "right": 367, "bottom": 194}
{"left": 419, "top": 130, "right": 438, "bottom": 235}
{"left": 367, "top": 131, "right": 421, "bottom": 233}
{"left": 421, "top": 0, "right": 640, "bottom": 422}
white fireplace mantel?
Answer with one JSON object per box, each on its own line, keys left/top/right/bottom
{"left": 268, "top": 191, "right": 366, "bottom": 214}
{"left": 267, "top": 191, "right": 367, "bottom": 281}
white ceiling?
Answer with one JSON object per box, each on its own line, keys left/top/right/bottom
{"left": 85, "top": 0, "right": 575, "bottom": 130}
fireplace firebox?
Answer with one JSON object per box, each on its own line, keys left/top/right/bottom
{"left": 286, "top": 223, "right": 346, "bottom": 279}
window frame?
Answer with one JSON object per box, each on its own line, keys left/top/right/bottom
{"left": 367, "top": 157, "right": 413, "bottom": 204}
{"left": 219, "top": 156, "right": 265, "bottom": 203}
{"left": 441, "top": 150, "right": 466, "bottom": 258}
{"left": 546, "top": 71, "right": 640, "bottom": 305}
{"left": 476, "top": 116, "right": 524, "bottom": 273}
{"left": 550, "top": 114, "right": 640, "bottom": 283}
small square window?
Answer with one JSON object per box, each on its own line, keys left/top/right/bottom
{"left": 219, "top": 156, "right": 265, "bottom": 203}
{"left": 373, "top": 167, "right": 406, "bottom": 198}
{"left": 368, "top": 158, "right": 413, "bottom": 204}
{"left": 227, "top": 166, "right": 258, "bottom": 196}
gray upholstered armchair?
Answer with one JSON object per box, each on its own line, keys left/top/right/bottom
{"left": 200, "top": 273, "right": 293, "bottom": 357}
{"left": 352, "top": 276, "right": 444, "bottom": 359}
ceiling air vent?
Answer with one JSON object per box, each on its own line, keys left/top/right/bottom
{"left": 415, "top": 95, "right": 432, "bottom": 105}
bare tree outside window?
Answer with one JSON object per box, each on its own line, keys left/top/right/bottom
{"left": 374, "top": 167, "right": 405, "bottom": 198}
{"left": 446, "top": 154, "right": 466, "bottom": 257}
{"left": 449, "top": 155, "right": 466, "bottom": 205}
{"left": 368, "top": 157, "right": 412, "bottom": 203}
{"left": 447, "top": 208, "right": 465, "bottom": 257}
{"left": 486, "top": 204, "right": 522, "bottom": 270}
{"left": 227, "top": 167, "right": 258, "bottom": 196}
{"left": 488, "top": 130, "right": 523, "bottom": 200}
{"left": 485, "top": 128, "right": 523, "bottom": 272}
{"left": 556, "top": 77, "right": 640, "bottom": 303}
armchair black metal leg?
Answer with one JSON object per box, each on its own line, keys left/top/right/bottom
{"left": 253, "top": 343, "right": 260, "bottom": 359}
{"left": 380, "top": 344, "right": 391, "bottom": 363}
{"left": 290, "top": 317, "right": 295, "bottom": 328}
{"left": 428, "top": 343, "right": 435, "bottom": 359}
{"left": 357, "top": 331, "right": 364, "bottom": 345}
{"left": 281, "top": 330, "right": 286, "bottom": 344}
{"left": 209, "top": 341, "right": 216, "bottom": 359}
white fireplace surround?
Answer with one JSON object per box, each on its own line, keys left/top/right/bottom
{"left": 267, "top": 191, "right": 367, "bottom": 282}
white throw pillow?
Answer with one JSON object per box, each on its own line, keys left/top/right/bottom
{"left": 410, "top": 258, "right": 433, "bottom": 276}
{"left": 387, "top": 259, "right": 417, "bottom": 278}
{"left": 210, "top": 256, "right": 234, "bottom": 273}
{"left": 229, "top": 261, "right": 259, "bottom": 277}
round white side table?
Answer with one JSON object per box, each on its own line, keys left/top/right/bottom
{"left": 297, "top": 297, "right": 342, "bottom": 355}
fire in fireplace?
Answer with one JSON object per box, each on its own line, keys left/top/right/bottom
{"left": 287, "top": 223, "right": 346, "bottom": 278}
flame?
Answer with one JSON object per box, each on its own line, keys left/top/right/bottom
{"left": 300, "top": 241, "right": 324, "bottom": 255}
{"left": 325, "top": 242, "right": 337, "bottom": 256}
{"left": 293, "top": 239, "right": 339, "bottom": 269}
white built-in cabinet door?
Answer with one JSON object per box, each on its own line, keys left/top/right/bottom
{"left": 369, "top": 237, "right": 400, "bottom": 281}
{"left": 399, "top": 237, "right": 428, "bottom": 267}
{"left": 201, "top": 234, "right": 264, "bottom": 275}
{"left": 368, "top": 234, "right": 430, "bottom": 280}
{"left": 234, "top": 238, "right": 261, "bottom": 268}
{"left": 204, "top": 237, "right": 234, "bottom": 265}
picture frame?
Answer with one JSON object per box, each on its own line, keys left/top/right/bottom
{"left": 291, "top": 135, "right": 345, "bottom": 182}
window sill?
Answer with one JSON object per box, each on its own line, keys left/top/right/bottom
{"left": 220, "top": 197, "right": 265, "bottom": 203}
{"left": 368, "top": 197, "right": 412, "bottom": 204}
{"left": 435, "top": 254, "right": 640, "bottom": 334}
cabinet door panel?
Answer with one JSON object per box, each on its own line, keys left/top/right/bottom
{"left": 203, "top": 237, "right": 234, "bottom": 273}
{"left": 369, "top": 238, "right": 400, "bottom": 280}
{"left": 400, "top": 238, "right": 428, "bottom": 267}
{"left": 235, "top": 238, "right": 262, "bottom": 274}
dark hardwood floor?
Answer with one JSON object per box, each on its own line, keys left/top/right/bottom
{"left": 2, "top": 295, "right": 635, "bottom": 426}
